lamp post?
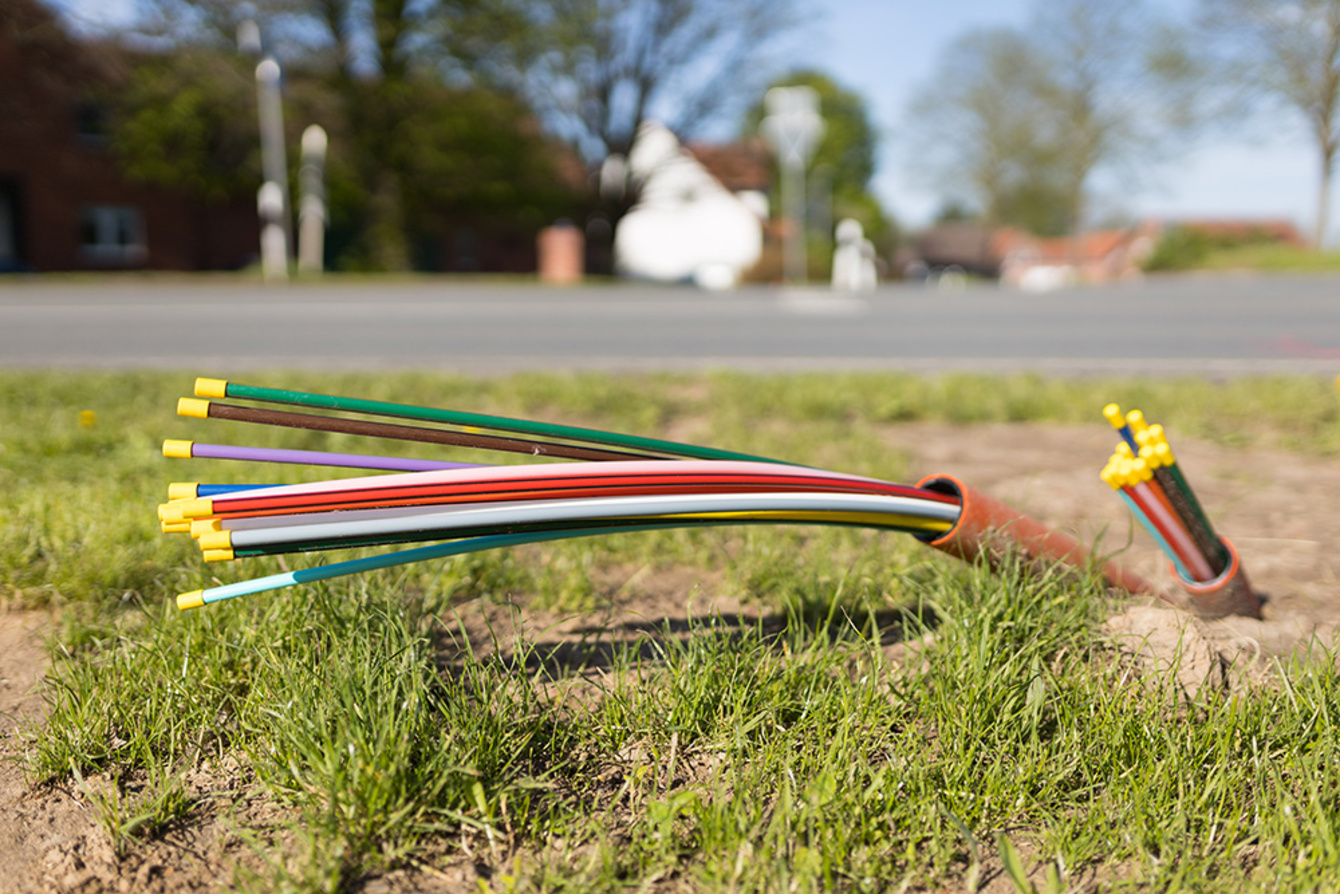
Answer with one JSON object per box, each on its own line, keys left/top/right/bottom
{"left": 238, "top": 12, "right": 291, "bottom": 280}
{"left": 298, "top": 125, "right": 328, "bottom": 275}
{"left": 761, "top": 86, "right": 824, "bottom": 286}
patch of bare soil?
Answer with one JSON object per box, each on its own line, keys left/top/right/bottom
{"left": 0, "top": 613, "right": 292, "bottom": 893}
{"left": 1, "top": 423, "right": 1336, "bottom": 891}
{"left": 892, "top": 422, "right": 1339, "bottom": 691}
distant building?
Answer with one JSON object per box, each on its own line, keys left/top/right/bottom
{"left": 904, "top": 220, "right": 1162, "bottom": 290}
{"left": 0, "top": 0, "right": 260, "bottom": 273}
{"left": 614, "top": 122, "right": 768, "bottom": 289}
{"left": 905, "top": 215, "right": 1309, "bottom": 290}
{"left": 996, "top": 223, "right": 1162, "bottom": 291}
{"left": 1169, "top": 218, "right": 1306, "bottom": 247}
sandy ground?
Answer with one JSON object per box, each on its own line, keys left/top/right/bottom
{"left": 2, "top": 423, "right": 1336, "bottom": 892}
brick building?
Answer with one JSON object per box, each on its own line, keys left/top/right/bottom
{"left": 0, "top": 0, "right": 258, "bottom": 273}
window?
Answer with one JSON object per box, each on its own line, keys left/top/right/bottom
{"left": 79, "top": 206, "right": 146, "bottom": 264}
{"left": 75, "top": 100, "right": 110, "bottom": 145}
{"left": 0, "top": 189, "right": 16, "bottom": 267}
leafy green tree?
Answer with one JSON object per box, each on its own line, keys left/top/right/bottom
{"left": 107, "top": 0, "right": 582, "bottom": 271}
{"left": 111, "top": 50, "right": 261, "bottom": 203}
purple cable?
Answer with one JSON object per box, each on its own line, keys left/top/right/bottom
{"left": 189, "top": 442, "right": 483, "bottom": 472}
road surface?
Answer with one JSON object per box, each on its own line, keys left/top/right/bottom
{"left": 2, "top": 275, "right": 1338, "bottom": 375}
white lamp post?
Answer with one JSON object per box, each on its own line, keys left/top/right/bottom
{"left": 239, "top": 13, "right": 292, "bottom": 280}
{"left": 761, "top": 86, "right": 824, "bottom": 285}
{"left": 298, "top": 125, "right": 328, "bottom": 275}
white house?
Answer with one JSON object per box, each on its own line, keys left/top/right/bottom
{"left": 614, "top": 121, "right": 766, "bottom": 290}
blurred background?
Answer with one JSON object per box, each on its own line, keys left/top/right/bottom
{"left": 3, "top": 0, "right": 1337, "bottom": 290}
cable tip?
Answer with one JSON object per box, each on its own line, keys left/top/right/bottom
{"left": 202, "top": 549, "right": 234, "bottom": 563}
{"left": 1125, "top": 409, "right": 1147, "bottom": 432}
{"left": 194, "top": 377, "right": 229, "bottom": 399}
{"left": 177, "top": 398, "right": 211, "bottom": 419}
{"left": 1102, "top": 403, "right": 1124, "bottom": 428}
{"left": 190, "top": 518, "right": 222, "bottom": 538}
{"left": 178, "top": 498, "right": 214, "bottom": 519}
{"left": 176, "top": 590, "right": 205, "bottom": 611}
{"left": 198, "top": 530, "right": 232, "bottom": 551}
{"left": 162, "top": 439, "right": 194, "bottom": 459}
{"left": 167, "top": 482, "right": 198, "bottom": 501}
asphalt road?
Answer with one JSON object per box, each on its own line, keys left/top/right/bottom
{"left": 2, "top": 274, "right": 1339, "bottom": 375}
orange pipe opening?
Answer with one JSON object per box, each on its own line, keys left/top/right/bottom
{"left": 1170, "top": 537, "right": 1261, "bottom": 619}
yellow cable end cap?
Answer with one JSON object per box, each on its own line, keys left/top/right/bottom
{"left": 1102, "top": 403, "right": 1123, "bottom": 427}
{"left": 159, "top": 503, "right": 185, "bottom": 524}
{"left": 198, "top": 530, "right": 232, "bottom": 551}
{"left": 161, "top": 521, "right": 191, "bottom": 534}
{"left": 190, "top": 518, "right": 222, "bottom": 538}
{"left": 162, "top": 439, "right": 194, "bottom": 459}
{"left": 194, "top": 377, "right": 228, "bottom": 399}
{"left": 177, "top": 397, "right": 211, "bottom": 419}
{"left": 176, "top": 590, "right": 205, "bottom": 611}
{"left": 202, "top": 549, "right": 234, "bottom": 563}
{"left": 167, "top": 482, "right": 198, "bottom": 501}
{"left": 178, "top": 498, "right": 213, "bottom": 519}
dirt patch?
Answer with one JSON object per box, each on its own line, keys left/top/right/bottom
{"left": 2, "top": 422, "right": 1338, "bottom": 891}
{"left": 0, "top": 611, "right": 291, "bottom": 892}
{"left": 888, "top": 422, "right": 1340, "bottom": 691}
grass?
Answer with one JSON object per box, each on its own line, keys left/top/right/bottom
{"left": 4, "top": 369, "right": 1340, "bottom": 891}
{"left": 1194, "top": 243, "right": 1340, "bottom": 274}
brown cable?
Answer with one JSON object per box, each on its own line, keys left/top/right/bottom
{"left": 204, "top": 402, "right": 660, "bottom": 462}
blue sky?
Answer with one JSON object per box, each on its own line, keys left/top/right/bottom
{"left": 801, "top": 0, "right": 1320, "bottom": 237}
{"left": 51, "top": 0, "right": 1324, "bottom": 241}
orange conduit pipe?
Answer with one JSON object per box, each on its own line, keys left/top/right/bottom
{"left": 914, "top": 473, "right": 1159, "bottom": 599}
{"left": 1170, "top": 537, "right": 1260, "bottom": 620}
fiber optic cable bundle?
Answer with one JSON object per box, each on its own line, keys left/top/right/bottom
{"left": 1100, "top": 404, "right": 1260, "bottom": 619}
{"left": 158, "top": 378, "right": 968, "bottom": 611}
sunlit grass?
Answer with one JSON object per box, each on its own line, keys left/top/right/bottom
{"left": 5, "top": 369, "right": 1340, "bottom": 891}
{"left": 1196, "top": 243, "right": 1340, "bottom": 273}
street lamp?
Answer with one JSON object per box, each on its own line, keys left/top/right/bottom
{"left": 238, "top": 11, "right": 291, "bottom": 281}
{"left": 761, "top": 86, "right": 824, "bottom": 285}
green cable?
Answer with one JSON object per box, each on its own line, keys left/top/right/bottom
{"left": 211, "top": 379, "right": 789, "bottom": 465}
{"left": 1164, "top": 461, "right": 1229, "bottom": 569}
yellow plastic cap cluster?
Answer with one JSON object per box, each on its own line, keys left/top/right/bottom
{"left": 1100, "top": 453, "right": 1155, "bottom": 489}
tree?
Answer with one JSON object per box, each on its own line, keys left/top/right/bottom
{"left": 519, "top": 0, "right": 799, "bottom": 222}
{"left": 744, "top": 70, "right": 893, "bottom": 245}
{"left": 1191, "top": 0, "right": 1340, "bottom": 247}
{"left": 1029, "top": 0, "right": 1166, "bottom": 238}
{"left": 112, "top": 49, "right": 262, "bottom": 203}
{"left": 905, "top": 28, "right": 1071, "bottom": 235}
{"left": 904, "top": 0, "right": 1176, "bottom": 238}
{"left": 108, "top": 0, "right": 582, "bottom": 270}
